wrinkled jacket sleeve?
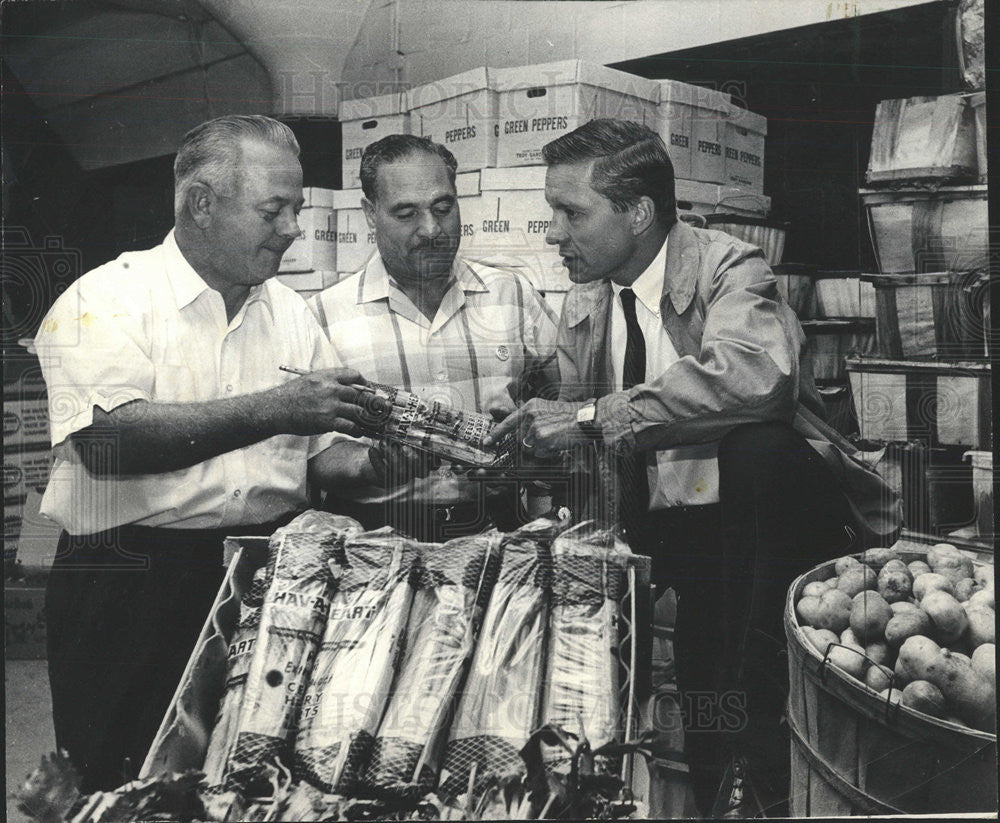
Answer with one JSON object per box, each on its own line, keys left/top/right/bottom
{"left": 595, "top": 240, "right": 799, "bottom": 453}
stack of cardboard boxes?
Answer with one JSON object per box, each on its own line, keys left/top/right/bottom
{"left": 285, "top": 60, "right": 774, "bottom": 315}
{"left": 849, "top": 90, "right": 991, "bottom": 544}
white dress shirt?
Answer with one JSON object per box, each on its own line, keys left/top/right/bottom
{"left": 35, "top": 231, "right": 338, "bottom": 534}
{"left": 610, "top": 238, "right": 720, "bottom": 508}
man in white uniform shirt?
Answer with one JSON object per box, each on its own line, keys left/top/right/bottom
{"left": 311, "top": 134, "right": 560, "bottom": 541}
{"left": 489, "top": 119, "right": 900, "bottom": 815}
{"left": 34, "top": 115, "right": 403, "bottom": 792}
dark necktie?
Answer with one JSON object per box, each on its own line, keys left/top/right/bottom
{"left": 618, "top": 288, "right": 649, "bottom": 545}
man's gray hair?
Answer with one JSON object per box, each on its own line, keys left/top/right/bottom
{"left": 173, "top": 115, "right": 300, "bottom": 215}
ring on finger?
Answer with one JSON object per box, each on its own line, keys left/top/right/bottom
{"left": 522, "top": 437, "right": 534, "bottom": 450}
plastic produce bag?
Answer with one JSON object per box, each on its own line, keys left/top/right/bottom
{"left": 439, "top": 522, "right": 554, "bottom": 801}
{"left": 364, "top": 532, "right": 500, "bottom": 798}
{"left": 540, "top": 522, "right": 629, "bottom": 776}
{"left": 223, "top": 512, "right": 362, "bottom": 793}
{"left": 293, "top": 528, "right": 420, "bottom": 794}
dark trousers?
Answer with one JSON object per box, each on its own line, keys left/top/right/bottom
{"left": 45, "top": 519, "right": 291, "bottom": 793}
{"left": 634, "top": 422, "right": 863, "bottom": 815}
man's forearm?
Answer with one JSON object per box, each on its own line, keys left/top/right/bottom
{"left": 72, "top": 392, "right": 288, "bottom": 476}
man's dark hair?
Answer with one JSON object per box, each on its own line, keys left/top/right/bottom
{"left": 359, "top": 134, "right": 458, "bottom": 202}
{"left": 542, "top": 119, "right": 676, "bottom": 229}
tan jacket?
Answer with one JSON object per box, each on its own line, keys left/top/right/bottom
{"left": 556, "top": 219, "right": 902, "bottom": 543}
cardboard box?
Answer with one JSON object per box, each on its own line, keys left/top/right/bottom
{"left": 331, "top": 189, "right": 377, "bottom": 274}
{"left": 466, "top": 166, "right": 569, "bottom": 292}
{"left": 688, "top": 86, "right": 731, "bottom": 184}
{"left": 4, "top": 448, "right": 52, "bottom": 496}
{"left": 279, "top": 189, "right": 337, "bottom": 273}
{"left": 340, "top": 92, "right": 410, "bottom": 189}
{"left": 655, "top": 80, "right": 731, "bottom": 182}
{"left": 675, "top": 180, "right": 771, "bottom": 219}
{"left": 4, "top": 397, "right": 51, "bottom": 451}
{"left": 5, "top": 580, "right": 47, "bottom": 659}
{"left": 276, "top": 271, "right": 325, "bottom": 292}
{"left": 724, "top": 104, "right": 767, "bottom": 192}
{"left": 493, "top": 60, "right": 659, "bottom": 167}
{"left": 410, "top": 67, "right": 498, "bottom": 171}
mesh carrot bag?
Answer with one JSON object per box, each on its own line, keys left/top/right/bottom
{"left": 439, "top": 519, "right": 557, "bottom": 802}
{"left": 540, "top": 522, "right": 629, "bottom": 777}
{"left": 223, "top": 512, "right": 362, "bottom": 794}
{"left": 363, "top": 532, "right": 500, "bottom": 799}
{"left": 293, "top": 528, "right": 420, "bottom": 795}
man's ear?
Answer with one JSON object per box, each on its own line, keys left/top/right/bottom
{"left": 630, "top": 196, "right": 657, "bottom": 236}
{"left": 361, "top": 197, "right": 377, "bottom": 230}
{"left": 186, "top": 182, "right": 215, "bottom": 229}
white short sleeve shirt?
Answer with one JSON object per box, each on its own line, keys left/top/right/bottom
{"left": 35, "top": 231, "right": 339, "bottom": 534}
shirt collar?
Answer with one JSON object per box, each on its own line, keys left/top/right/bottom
{"left": 610, "top": 235, "right": 668, "bottom": 316}
{"left": 357, "top": 253, "right": 488, "bottom": 304}
{"left": 162, "top": 229, "right": 272, "bottom": 319}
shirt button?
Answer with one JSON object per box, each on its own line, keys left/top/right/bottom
{"left": 225, "top": 384, "right": 233, "bottom": 393}
{"left": 233, "top": 489, "right": 241, "bottom": 498}
{"left": 437, "top": 371, "right": 447, "bottom": 381}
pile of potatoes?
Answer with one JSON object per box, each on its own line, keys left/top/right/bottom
{"left": 795, "top": 543, "right": 996, "bottom": 733}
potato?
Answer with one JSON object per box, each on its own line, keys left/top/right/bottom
{"left": 921, "top": 590, "right": 969, "bottom": 644}
{"left": 866, "top": 640, "right": 892, "bottom": 668}
{"left": 971, "top": 643, "right": 995, "bottom": 687}
{"left": 865, "top": 663, "right": 894, "bottom": 692}
{"left": 878, "top": 570, "right": 913, "bottom": 604}
{"left": 897, "top": 635, "right": 942, "bottom": 682}
{"left": 967, "top": 588, "right": 995, "bottom": 611}
{"left": 812, "top": 589, "right": 853, "bottom": 633}
{"left": 850, "top": 591, "right": 893, "bottom": 643}
{"left": 825, "top": 576, "right": 839, "bottom": 589}
{"left": 837, "top": 564, "right": 877, "bottom": 597}
{"left": 965, "top": 606, "right": 996, "bottom": 648}
{"left": 893, "top": 654, "right": 913, "bottom": 687}
{"left": 802, "top": 581, "right": 831, "bottom": 598}
{"left": 881, "top": 559, "right": 910, "bottom": 577}
{"left": 900, "top": 681, "right": 946, "bottom": 717}
{"left": 954, "top": 577, "right": 980, "bottom": 602}
{"left": 885, "top": 610, "right": 933, "bottom": 648}
{"left": 908, "top": 560, "right": 932, "bottom": 579}
{"left": 890, "top": 601, "right": 920, "bottom": 615}
{"left": 912, "top": 572, "right": 957, "bottom": 601}
{"left": 926, "top": 542, "right": 962, "bottom": 568}
{"left": 841, "top": 627, "right": 863, "bottom": 647}
{"left": 878, "top": 687, "right": 902, "bottom": 705}
{"left": 859, "top": 548, "right": 901, "bottom": 572}
{"left": 806, "top": 628, "right": 840, "bottom": 655}
{"left": 931, "top": 552, "right": 975, "bottom": 585}
{"left": 827, "top": 643, "right": 865, "bottom": 680}
{"left": 901, "top": 639, "right": 995, "bottom": 731}
{"left": 973, "top": 564, "right": 994, "bottom": 590}
{"left": 835, "top": 555, "right": 862, "bottom": 576}
{"left": 796, "top": 595, "right": 822, "bottom": 626}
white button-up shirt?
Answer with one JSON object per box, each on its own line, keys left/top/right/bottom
{"left": 310, "top": 253, "right": 559, "bottom": 507}
{"left": 610, "top": 238, "right": 720, "bottom": 507}
{"left": 35, "top": 231, "right": 338, "bottom": 534}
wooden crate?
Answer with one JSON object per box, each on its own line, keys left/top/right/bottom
{"left": 785, "top": 550, "right": 996, "bottom": 816}
{"left": 866, "top": 270, "right": 990, "bottom": 359}
{"left": 802, "top": 319, "right": 875, "bottom": 381}
{"left": 702, "top": 214, "right": 788, "bottom": 265}
{"left": 866, "top": 94, "right": 978, "bottom": 183}
{"left": 860, "top": 185, "right": 987, "bottom": 274}
{"left": 846, "top": 356, "right": 992, "bottom": 448}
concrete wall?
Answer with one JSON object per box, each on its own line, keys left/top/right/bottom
{"left": 340, "top": 0, "right": 943, "bottom": 97}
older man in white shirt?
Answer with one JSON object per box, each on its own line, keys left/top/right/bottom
{"left": 35, "top": 115, "right": 394, "bottom": 792}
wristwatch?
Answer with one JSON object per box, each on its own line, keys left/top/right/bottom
{"left": 576, "top": 399, "right": 601, "bottom": 438}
